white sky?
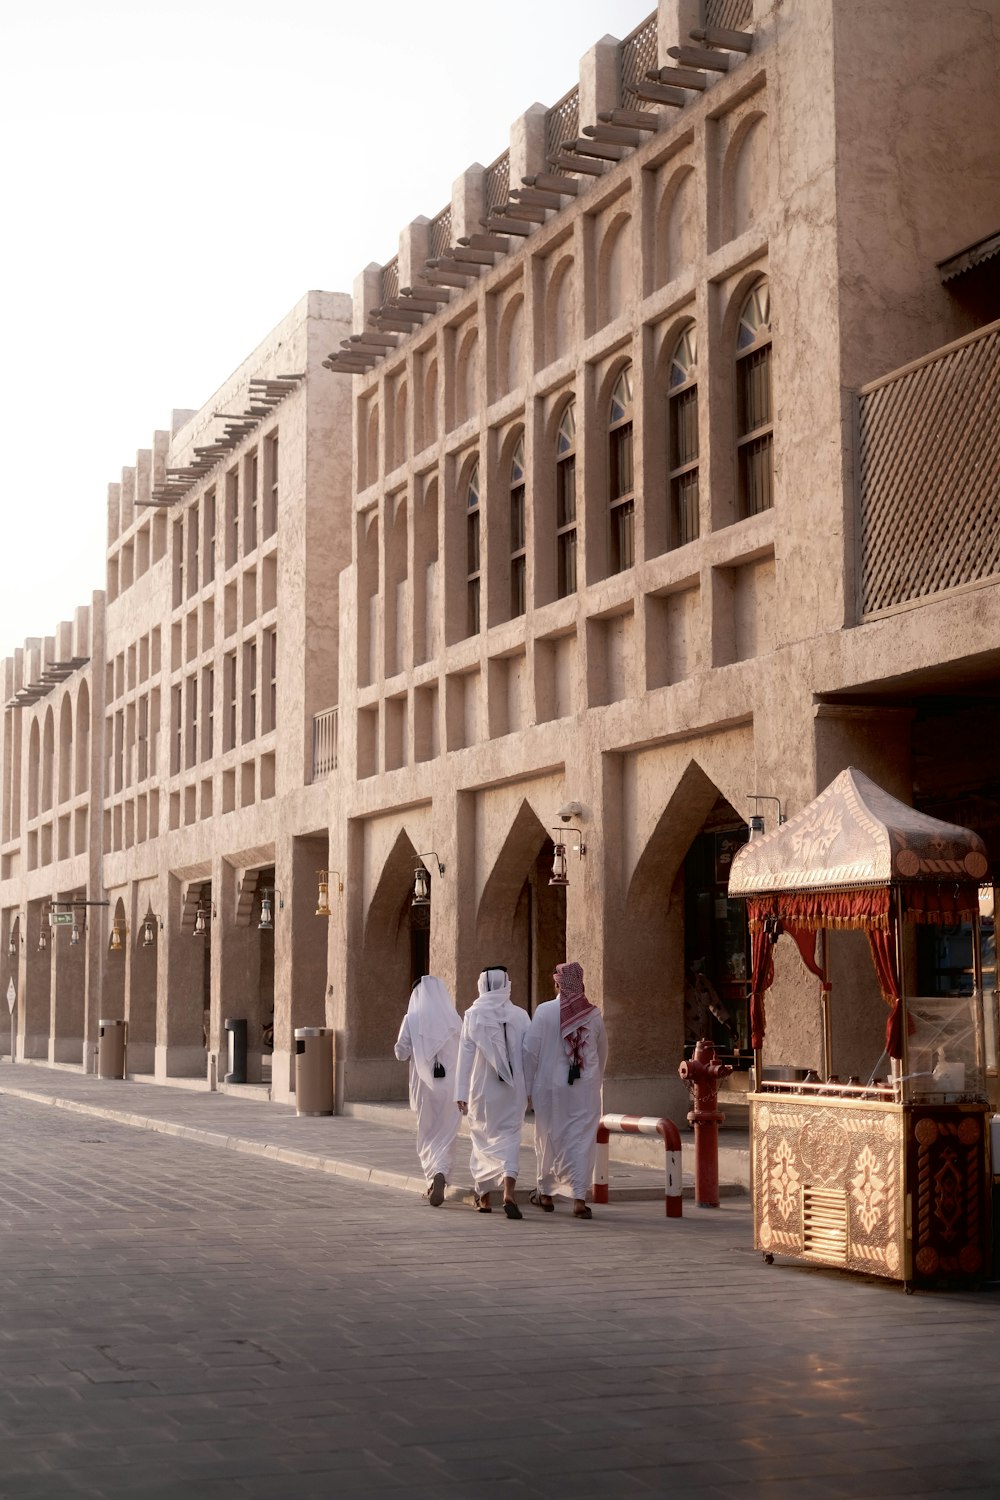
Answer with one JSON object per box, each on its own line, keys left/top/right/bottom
{"left": 0, "top": 0, "right": 654, "bottom": 662}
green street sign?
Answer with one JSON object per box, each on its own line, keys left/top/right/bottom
{"left": 49, "top": 912, "right": 75, "bottom": 926}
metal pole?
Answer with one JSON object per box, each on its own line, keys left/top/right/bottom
{"left": 820, "top": 929, "right": 833, "bottom": 1080}
{"left": 894, "top": 885, "right": 907, "bottom": 1101}
{"left": 972, "top": 904, "right": 986, "bottom": 1080}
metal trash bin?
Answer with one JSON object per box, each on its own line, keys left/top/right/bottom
{"left": 294, "top": 1026, "right": 334, "bottom": 1116}
{"left": 97, "top": 1018, "right": 126, "bottom": 1080}
{"left": 224, "top": 1018, "right": 247, "bottom": 1084}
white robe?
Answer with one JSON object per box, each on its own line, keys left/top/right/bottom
{"left": 454, "top": 999, "right": 530, "bottom": 1192}
{"left": 523, "top": 997, "right": 608, "bottom": 1200}
{"left": 394, "top": 990, "right": 461, "bottom": 1185}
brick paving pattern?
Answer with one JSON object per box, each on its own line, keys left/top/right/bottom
{"left": 0, "top": 1071, "right": 997, "bottom": 1498}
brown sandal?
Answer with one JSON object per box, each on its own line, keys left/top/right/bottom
{"left": 529, "top": 1190, "right": 555, "bottom": 1212}
{"left": 474, "top": 1193, "right": 492, "bottom": 1213}
{"left": 573, "top": 1204, "right": 593, "bottom": 1219}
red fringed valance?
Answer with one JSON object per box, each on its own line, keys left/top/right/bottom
{"left": 902, "top": 884, "right": 980, "bottom": 925}
{"left": 748, "top": 887, "right": 891, "bottom": 932}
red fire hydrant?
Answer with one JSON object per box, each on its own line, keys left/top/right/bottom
{"left": 678, "top": 1038, "right": 733, "bottom": 1208}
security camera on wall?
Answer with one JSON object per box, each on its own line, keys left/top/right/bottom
{"left": 557, "top": 801, "right": 585, "bottom": 823}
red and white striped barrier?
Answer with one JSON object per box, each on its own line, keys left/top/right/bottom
{"left": 593, "top": 1114, "right": 683, "bottom": 1218}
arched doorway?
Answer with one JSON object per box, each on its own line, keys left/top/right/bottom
{"left": 604, "top": 760, "right": 749, "bottom": 1120}
{"left": 350, "top": 829, "right": 426, "bottom": 1100}
{"left": 473, "top": 799, "right": 565, "bottom": 1016}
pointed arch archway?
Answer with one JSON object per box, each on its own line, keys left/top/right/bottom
{"left": 471, "top": 799, "right": 565, "bottom": 1017}
{"left": 102, "top": 896, "right": 128, "bottom": 1033}
{"left": 349, "top": 828, "right": 425, "bottom": 1100}
{"left": 603, "top": 759, "right": 748, "bottom": 1119}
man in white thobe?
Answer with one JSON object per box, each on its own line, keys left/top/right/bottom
{"left": 394, "top": 975, "right": 461, "bottom": 1207}
{"left": 454, "top": 967, "right": 529, "bottom": 1218}
{"left": 523, "top": 960, "right": 608, "bottom": 1218}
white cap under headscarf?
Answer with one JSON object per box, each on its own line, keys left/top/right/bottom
{"left": 405, "top": 975, "right": 460, "bottom": 1087}
{"left": 465, "top": 967, "right": 515, "bottom": 1083}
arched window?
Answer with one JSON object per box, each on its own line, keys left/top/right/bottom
{"left": 668, "top": 326, "right": 699, "bottom": 546}
{"left": 736, "top": 280, "right": 773, "bottom": 516}
{"left": 609, "top": 366, "right": 634, "bottom": 573}
{"left": 555, "top": 401, "right": 577, "bottom": 598}
{"left": 509, "top": 437, "right": 526, "bottom": 619}
{"left": 466, "top": 461, "right": 481, "bottom": 635}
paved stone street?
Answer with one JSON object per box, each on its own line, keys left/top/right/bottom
{"left": 0, "top": 1084, "right": 998, "bottom": 1499}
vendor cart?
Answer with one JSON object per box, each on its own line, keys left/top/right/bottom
{"left": 728, "top": 768, "right": 992, "bottom": 1289}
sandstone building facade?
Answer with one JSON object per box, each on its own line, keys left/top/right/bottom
{"left": 3, "top": 0, "right": 999, "bottom": 1122}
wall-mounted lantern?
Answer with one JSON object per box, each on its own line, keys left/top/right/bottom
{"left": 549, "top": 827, "right": 586, "bottom": 888}
{"left": 413, "top": 853, "right": 444, "bottom": 907}
{"left": 258, "top": 888, "right": 284, "bottom": 931}
{"left": 7, "top": 918, "right": 23, "bottom": 959}
{"left": 316, "top": 870, "right": 343, "bottom": 918}
{"left": 109, "top": 919, "right": 127, "bottom": 953}
{"left": 748, "top": 793, "right": 785, "bottom": 839}
{"left": 193, "top": 899, "right": 215, "bottom": 938}
{"left": 141, "top": 909, "right": 163, "bottom": 948}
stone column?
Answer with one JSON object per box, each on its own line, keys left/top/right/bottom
{"left": 451, "top": 165, "right": 486, "bottom": 242}
{"left": 157, "top": 873, "right": 207, "bottom": 1079}
{"left": 399, "top": 216, "right": 430, "bottom": 292}
{"left": 510, "top": 103, "right": 548, "bottom": 186}
{"left": 579, "top": 35, "right": 623, "bottom": 127}
{"left": 658, "top": 0, "right": 701, "bottom": 58}
{"left": 23, "top": 900, "right": 52, "bottom": 1059}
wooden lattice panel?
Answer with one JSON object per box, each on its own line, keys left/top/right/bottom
{"left": 484, "top": 152, "right": 511, "bottom": 217}
{"left": 379, "top": 257, "right": 399, "bottom": 307}
{"left": 620, "top": 13, "right": 659, "bottom": 112}
{"left": 858, "top": 322, "right": 1000, "bottom": 616}
{"left": 428, "top": 206, "right": 452, "bottom": 262}
{"left": 705, "top": 0, "right": 754, "bottom": 30}
{"left": 546, "top": 86, "right": 579, "bottom": 176}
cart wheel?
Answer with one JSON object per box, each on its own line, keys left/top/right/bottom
{"left": 762, "top": 1253, "right": 774, "bottom": 1265}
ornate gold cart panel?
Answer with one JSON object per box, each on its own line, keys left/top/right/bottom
{"left": 751, "top": 1093, "right": 990, "bottom": 1285}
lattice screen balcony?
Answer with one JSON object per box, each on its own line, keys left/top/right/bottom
{"left": 705, "top": 0, "right": 754, "bottom": 30}
{"left": 619, "top": 13, "right": 658, "bottom": 112}
{"left": 857, "top": 319, "right": 1000, "bottom": 619}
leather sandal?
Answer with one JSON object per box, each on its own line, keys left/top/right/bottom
{"left": 529, "top": 1190, "right": 555, "bottom": 1212}
{"left": 503, "top": 1199, "right": 523, "bottom": 1220}
{"left": 573, "top": 1204, "right": 593, "bottom": 1219}
{"left": 474, "top": 1193, "right": 492, "bottom": 1213}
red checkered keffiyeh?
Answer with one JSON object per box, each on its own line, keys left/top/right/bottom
{"left": 555, "top": 962, "right": 597, "bottom": 1073}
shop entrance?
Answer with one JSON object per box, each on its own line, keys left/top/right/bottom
{"left": 682, "top": 800, "right": 751, "bottom": 1067}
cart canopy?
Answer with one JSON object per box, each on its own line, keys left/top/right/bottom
{"left": 728, "top": 768, "right": 988, "bottom": 1056}
{"left": 729, "top": 767, "right": 988, "bottom": 896}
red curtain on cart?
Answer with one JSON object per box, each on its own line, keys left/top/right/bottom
{"left": 745, "top": 884, "right": 980, "bottom": 1060}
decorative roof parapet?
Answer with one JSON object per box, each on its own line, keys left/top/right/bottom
{"left": 323, "top": 5, "right": 755, "bottom": 376}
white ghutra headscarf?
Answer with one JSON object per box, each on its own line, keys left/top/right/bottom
{"left": 406, "top": 975, "right": 460, "bottom": 1087}
{"left": 464, "top": 967, "right": 516, "bottom": 1084}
